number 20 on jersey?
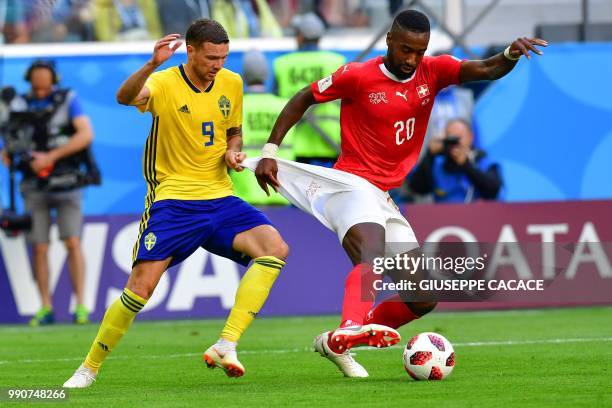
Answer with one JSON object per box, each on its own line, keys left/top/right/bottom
{"left": 395, "top": 118, "right": 415, "bottom": 145}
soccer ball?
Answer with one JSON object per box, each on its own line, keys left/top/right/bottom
{"left": 403, "top": 332, "right": 455, "bottom": 380}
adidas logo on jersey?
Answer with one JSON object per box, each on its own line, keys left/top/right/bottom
{"left": 178, "top": 104, "right": 190, "bottom": 114}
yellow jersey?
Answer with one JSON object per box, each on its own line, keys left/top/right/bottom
{"left": 137, "top": 64, "right": 243, "bottom": 203}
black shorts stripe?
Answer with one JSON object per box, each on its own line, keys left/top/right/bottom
{"left": 143, "top": 115, "right": 159, "bottom": 193}
{"left": 120, "top": 295, "right": 140, "bottom": 313}
{"left": 144, "top": 117, "right": 154, "bottom": 190}
{"left": 121, "top": 293, "right": 143, "bottom": 311}
{"left": 132, "top": 197, "right": 153, "bottom": 263}
{"left": 151, "top": 116, "right": 159, "bottom": 187}
{"left": 135, "top": 116, "right": 159, "bottom": 263}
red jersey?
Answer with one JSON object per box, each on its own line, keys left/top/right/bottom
{"left": 310, "top": 55, "right": 462, "bottom": 191}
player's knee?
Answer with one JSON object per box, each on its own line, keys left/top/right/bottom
{"left": 266, "top": 238, "right": 289, "bottom": 261}
{"left": 63, "top": 236, "right": 81, "bottom": 252}
{"left": 252, "top": 227, "right": 289, "bottom": 260}
{"left": 125, "top": 270, "right": 156, "bottom": 300}
{"left": 343, "top": 223, "right": 385, "bottom": 264}
{"left": 33, "top": 243, "right": 49, "bottom": 257}
{"left": 125, "top": 280, "right": 154, "bottom": 300}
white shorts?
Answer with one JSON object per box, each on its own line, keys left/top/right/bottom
{"left": 243, "top": 158, "right": 418, "bottom": 255}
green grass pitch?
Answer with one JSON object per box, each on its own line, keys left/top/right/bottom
{"left": 1, "top": 307, "right": 610, "bottom": 407}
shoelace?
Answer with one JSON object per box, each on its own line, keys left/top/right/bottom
{"left": 338, "top": 352, "right": 357, "bottom": 363}
{"left": 75, "top": 368, "right": 95, "bottom": 382}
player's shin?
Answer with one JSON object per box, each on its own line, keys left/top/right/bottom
{"left": 363, "top": 295, "right": 424, "bottom": 329}
{"left": 340, "top": 263, "right": 377, "bottom": 327}
{"left": 220, "top": 256, "right": 284, "bottom": 342}
{"left": 83, "top": 288, "right": 147, "bottom": 371}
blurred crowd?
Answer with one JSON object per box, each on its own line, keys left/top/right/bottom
{"left": 1, "top": 0, "right": 504, "bottom": 205}
{"left": 0, "top": 0, "right": 402, "bottom": 44}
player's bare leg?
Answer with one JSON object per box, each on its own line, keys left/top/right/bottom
{"left": 63, "top": 258, "right": 171, "bottom": 388}
{"left": 30, "top": 243, "right": 55, "bottom": 326}
{"left": 203, "top": 225, "right": 288, "bottom": 377}
{"left": 64, "top": 236, "right": 89, "bottom": 324}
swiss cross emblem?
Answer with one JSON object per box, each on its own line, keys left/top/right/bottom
{"left": 416, "top": 84, "right": 430, "bottom": 98}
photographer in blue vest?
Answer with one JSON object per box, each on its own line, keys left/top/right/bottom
{"left": 3, "top": 60, "right": 97, "bottom": 325}
{"left": 409, "top": 118, "right": 503, "bottom": 203}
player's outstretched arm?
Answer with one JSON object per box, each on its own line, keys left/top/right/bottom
{"left": 116, "top": 33, "right": 182, "bottom": 106}
{"left": 459, "top": 37, "right": 548, "bottom": 83}
{"left": 255, "top": 86, "right": 317, "bottom": 195}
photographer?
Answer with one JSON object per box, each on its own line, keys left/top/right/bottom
{"left": 409, "top": 118, "right": 503, "bottom": 203}
{"left": 2, "top": 60, "right": 94, "bottom": 325}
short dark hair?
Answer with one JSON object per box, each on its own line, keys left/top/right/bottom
{"left": 391, "top": 10, "right": 430, "bottom": 34}
{"left": 186, "top": 19, "right": 229, "bottom": 47}
{"left": 446, "top": 117, "right": 473, "bottom": 131}
{"left": 25, "top": 59, "right": 59, "bottom": 84}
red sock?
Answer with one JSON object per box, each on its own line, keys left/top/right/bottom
{"left": 363, "top": 295, "right": 419, "bottom": 329}
{"left": 339, "top": 264, "right": 377, "bottom": 328}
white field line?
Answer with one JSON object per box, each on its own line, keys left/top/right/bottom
{"left": 0, "top": 308, "right": 563, "bottom": 334}
{"left": 0, "top": 337, "right": 611, "bottom": 366}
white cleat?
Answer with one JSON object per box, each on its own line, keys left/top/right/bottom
{"left": 330, "top": 324, "right": 401, "bottom": 352}
{"left": 63, "top": 363, "right": 97, "bottom": 388}
{"left": 313, "top": 332, "right": 369, "bottom": 378}
{"left": 203, "top": 345, "right": 245, "bottom": 378}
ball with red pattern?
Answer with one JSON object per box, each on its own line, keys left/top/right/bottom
{"left": 403, "top": 332, "right": 455, "bottom": 380}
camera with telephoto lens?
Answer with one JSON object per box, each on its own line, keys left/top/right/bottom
{"left": 0, "top": 86, "right": 101, "bottom": 233}
{"left": 443, "top": 135, "right": 460, "bottom": 153}
{"left": 1, "top": 90, "right": 101, "bottom": 192}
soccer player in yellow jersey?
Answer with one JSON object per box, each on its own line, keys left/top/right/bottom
{"left": 63, "top": 19, "right": 289, "bottom": 387}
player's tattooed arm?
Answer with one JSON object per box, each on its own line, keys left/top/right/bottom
{"left": 459, "top": 37, "right": 547, "bottom": 83}
{"left": 255, "top": 86, "right": 318, "bottom": 195}
{"left": 225, "top": 126, "right": 246, "bottom": 172}
{"left": 116, "top": 34, "right": 182, "bottom": 105}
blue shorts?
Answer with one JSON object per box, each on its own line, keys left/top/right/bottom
{"left": 133, "top": 196, "right": 272, "bottom": 267}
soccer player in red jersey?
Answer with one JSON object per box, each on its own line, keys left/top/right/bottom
{"left": 253, "top": 9, "right": 546, "bottom": 377}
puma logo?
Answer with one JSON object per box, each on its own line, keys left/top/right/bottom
{"left": 396, "top": 90, "right": 408, "bottom": 101}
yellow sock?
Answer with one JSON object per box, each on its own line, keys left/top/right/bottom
{"left": 84, "top": 288, "right": 147, "bottom": 371}
{"left": 221, "top": 256, "right": 284, "bottom": 342}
